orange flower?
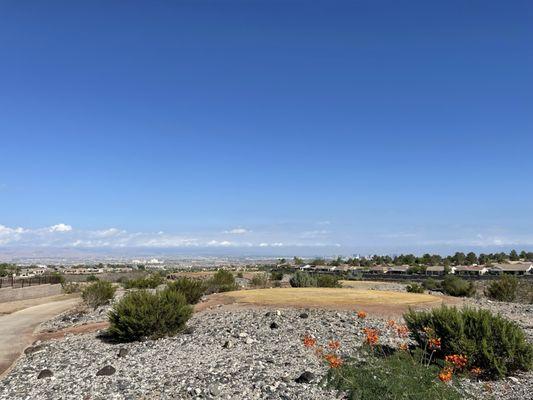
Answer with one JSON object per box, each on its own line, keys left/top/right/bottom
{"left": 328, "top": 340, "right": 341, "bottom": 350}
{"left": 396, "top": 325, "right": 409, "bottom": 338}
{"left": 387, "top": 319, "right": 396, "bottom": 327}
{"left": 363, "top": 327, "right": 379, "bottom": 346}
{"left": 357, "top": 310, "right": 367, "bottom": 319}
{"left": 470, "top": 367, "right": 482, "bottom": 376}
{"left": 399, "top": 343, "right": 408, "bottom": 351}
{"left": 438, "top": 367, "right": 453, "bottom": 382}
{"left": 428, "top": 337, "right": 441, "bottom": 350}
{"left": 445, "top": 354, "right": 468, "bottom": 370}
{"left": 324, "top": 353, "right": 343, "bottom": 368}
{"left": 303, "top": 335, "right": 316, "bottom": 348}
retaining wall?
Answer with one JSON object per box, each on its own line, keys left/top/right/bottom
{"left": 0, "top": 284, "right": 63, "bottom": 303}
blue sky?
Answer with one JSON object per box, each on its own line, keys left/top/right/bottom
{"left": 1, "top": 1, "right": 532, "bottom": 256}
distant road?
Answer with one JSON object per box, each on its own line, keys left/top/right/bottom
{"left": 0, "top": 297, "right": 81, "bottom": 377}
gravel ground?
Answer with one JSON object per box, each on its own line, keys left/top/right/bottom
{"left": 1, "top": 296, "right": 532, "bottom": 399}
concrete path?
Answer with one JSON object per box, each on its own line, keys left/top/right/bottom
{"left": 0, "top": 297, "right": 81, "bottom": 376}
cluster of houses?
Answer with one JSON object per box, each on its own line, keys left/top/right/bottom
{"left": 15, "top": 264, "right": 134, "bottom": 278}
{"left": 292, "top": 262, "right": 533, "bottom": 277}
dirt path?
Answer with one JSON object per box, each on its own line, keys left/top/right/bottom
{"left": 0, "top": 297, "right": 81, "bottom": 377}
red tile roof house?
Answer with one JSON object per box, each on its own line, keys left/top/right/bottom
{"left": 455, "top": 265, "right": 489, "bottom": 276}
{"left": 489, "top": 263, "right": 533, "bottom": 276}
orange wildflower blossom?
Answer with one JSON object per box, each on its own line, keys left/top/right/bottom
{"left": 445, "top": 354, "right": 468, "bottom": 370}
{"left": 399, "top": 343, "right": 408, "bottom": 352}
{"left": 387, "top": 319, "right": 396, "bottom": 327}
{"left": 324, "top": 353, "right": 343, "bottom": 368}
{"left": 303, "top": 335, "right": 316, "bottom": 348}
{"left": 396, "top": 325, "right": 409, "bottom": 338}
{"left": 363, "top": 327, "right": 379, "bottom": 346}
{"left": 438, "top": 367, "right": 453, "bottom": 382}
{"left": 357, "top": 310, "right": 367, "bottom": 319}
{"left": 428, "top": 337, "right": 441, "bottom": 350}
{"left": 470, "top": 367, "right": 482, "bottom": 376}
{"left": 328, "top": 340, "right": 341, "bottom": 350}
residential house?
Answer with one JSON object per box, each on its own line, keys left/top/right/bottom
{"left": 455, "top": 265, "right": 489, "bottom": 276}
{"left": 425, "top": 266, "right": 456, "bottom": 276}
{"left": 368, "top": 265, "right": 390, "bottom": 274}
{"left": 489, "top": 263, "right": 533, "bottom": 276}
{"left": 388, "top": 265, "right": 410, "bottom": 275}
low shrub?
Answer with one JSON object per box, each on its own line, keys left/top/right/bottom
{"left": 441, "top": 276, "right": 475, "bottom": 297}
{"left": 167, "top": 277, "right": 205, "bottom": 304}
{"left": 123, "top": 274, "right": 164, "bottom": 289}
{"left": 404, "top": 305, "right": 533, "bottom": 378}
{"left": 236, "top": 272, "right": 244, "bottom": 278}
{"left": 86, "top": 274, "right": 99, "bottom": 282}
{"left": 316, "top": 274, "right": 340, "bottom": 288}
{"left": 289, "top": 271, "right": 317, "bottom": 287}
{"left": 82, "top": 281, "right": 116, "bottom": 309}
{"left": 485, "top": 275, "right": 518, "bottom": 302}
{"left": 422, "top": 278, "right": 441, "bottom": 291}
{"left": 108, "top": 288, "right": 193, "bottom": 341}
{"left": 62, "top": 282, "right": 81, "bottom": 294}
{"left": 406, "top": 283, "right": 424, "bottom": 293}
{"left": 270, "top": 270, "right": 283, "bottom": 281}
{"left": 250, "top": 273, "right": 269, "bottom": 287}
{"left": 325, "top": 351, "right": 463, "bottom": 400}
{"left": 205, "top": 269, "right": 238, "bottom": 293}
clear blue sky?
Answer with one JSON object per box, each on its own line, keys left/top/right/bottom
{"left": 0, "top": 1, "right": 532, "bottom": 256}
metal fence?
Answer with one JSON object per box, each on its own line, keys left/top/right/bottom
{"left": 0, "top": 274, "right": 62, "bottom": 289}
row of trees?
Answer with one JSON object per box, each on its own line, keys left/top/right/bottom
{"left": 286, "top": 249, "right": 533, "bottom": 268}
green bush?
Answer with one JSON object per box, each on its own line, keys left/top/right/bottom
{"left": 205, "top": 269, "right": 238, "bottom": 293}
{"left": 167, "top": 277, "right": 205, "bottom": 304}
{"left": 108, "top": 288, "right": 193, "bottom": 341}
{"left": 86, "top": 274, "right": 99, "bottom": 282}
{"left": 123, "top": 274, "right": 164, "bottom": 289}
{"left": 406, "top": 283, "right": 425, "bottom": 293}
{"left": 289, "top": 271, "right": 317, "bottom": 287}
{"left": 485, "top": 275, "right": 518, "bottom": 302}
{"left": 62, "top": 282, "right": 81, "bottom": 294}
{"left": 404, "top": 305, "right": 533, "bottom": 378}
{"left": 422, "top": 278, "right": 441, "bottom": 291}
{"left": 236, "top": 272, "right": 244, "bottom": 278}
{"left": 316, "top": 274, "right": 341, "bottom": 287}
{"left": 326, "top": 351, "right": 463, "bottom": 400}
{"left": 82, "top": 281, "right": 116, "bottom": 309}
{"left": 270, "top": 270, "right": 283, "bottom": 281}
{"left": 441, "top": 276, "right": 475, "bottom": 297}
{"left": 250, "top": 273, "right": 269, "bottom": 287}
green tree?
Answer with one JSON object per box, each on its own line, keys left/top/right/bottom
{"left": 466, "top": 252, "right": 478, "bottom": 265}
{"left": 509, "top": 249, "right": 519, "bottom": 261}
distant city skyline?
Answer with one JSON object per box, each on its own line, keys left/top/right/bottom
{"left": 1, "top": 1, "right": 532, "bottom": 256}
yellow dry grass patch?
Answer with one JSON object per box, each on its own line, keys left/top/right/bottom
{"left": 340, "top": 280, "right": 403, "bottom": 289}
{"left": 220, "top": 287, "right": 441, "bottom": 308}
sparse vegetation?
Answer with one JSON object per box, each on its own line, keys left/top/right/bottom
{"left": 82, "top": 280, "right": 116, "bottom": 309}
{"left": 167, "top": 277, "right": 205, "bottom": 304}
{"left": 123, "top": 274, "right": 164, "bottom": 289}
{"left": 441, "top": 276, "right": 475, "bottom": 297}
{"left": 422, "top": 278, "right": 441, "bottom": 291}
{"left": 406, "top": 283, "right": 424, "bottom": 293}
{"left": 205, "top": 269, "right": 238, "bottom": 293}
{"left": 270, "top": 270, "right": 283, "bottom": 281}
{"left": 86, "top": 274, "right": 99, "bottom": 282}
{"left": 108, "top": 288, "right": 193, "bottom": 341}
{"left": 289, "top": 271, "right": 340, "bottom": 288}
{"left": 250, "top": 273, "right": 269, "bottom": 287}
{"left": 485, "top": 275, "right": 518, "bottom": 302}
{"left": 404, "top": 305, "right": 533, "bottom": 378}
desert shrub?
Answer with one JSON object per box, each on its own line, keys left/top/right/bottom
{"left": 316, "top": 274, "right": 341, "bottom": 288}
{"left": 250, "top": 273, "right": 269, "bottom": 287}
{"left": 123, "top": 274, "right": 164, "bottom": 289}
{"left": 406, "top": 283, "right": 424, "bottom": 293}
{"left": 62, "top": 282, "right": 81, "bottom": 294}
{"left": 205, "top": 269, "right": 238, "bottom": 293}
{"left": 289, "top": 271, "right": 317, "bottom": 287}
{"left": 236, "top": 272, "right": 244, "bottom": 278}
{"left": 270, "top": 270, "right": 283, "bottom": 281}
{"left": 404, "top": 305, "right": 533, "bottom": 378}
{"left": 422, "top": 278, "right": 441, "bottom": 291}
{"left": 86, "top": 274, "right": 99, "bottom": 282}
{"left": 82, "top": 281, "right": 116, "bottom": 309}
{"left": 485, "top": 275, "right": 518, "bottom": 302}
{"left": 167, "top": 277, "right": 205, "bottom": 304}
{"left": 325, "top": 351, "right": 463, "bottom": 400}
{"left": 108, "top": 288, "right": 192, "bottom": 341}
{"left": 441, "top": 276, "right": 475, "bottom": 297}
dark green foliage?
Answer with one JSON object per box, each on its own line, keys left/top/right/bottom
{"left": 404, "top": 306, "right": 533, "bottom": 378}
{"left": 167, "top": 277, "right": 205, "bottom": 304}
{"left": 86, "top": 274, "right": 99, "bottom": 282}
{"left": 205, "top": 269, "right": 238, "bottom": 293}
{"left": 325, "top": 351, "right": 463, "bottom": 400}
{"left": 441, "top": 276, "right": 475, "bottom": 297}
{"left": 422, "top": 278, "right": 441, "bottom": 291}
{"left": 108, "top": 288, "right": 193, "bottom": 341}
{"left": 406, "top": 283, "right": 424, "bottom": 293}
{"left": 289, "top": 271, "right": 317, "bottom": 287}
{"left": 485, "top": 275, "right": 518, "bottom": 302}
{"left": 82, "top": 280, "right": 116, "bottom": 309}
{"left": 270, "top": 270, "right": 283, "bottom": 281}
{"left": 315, "top": 274, "right": 340, "bottom": 287}
{"left": 123, "top": 274, "right": 164, "bottom": 289}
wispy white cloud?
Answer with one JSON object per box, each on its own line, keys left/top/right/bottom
{"left": 48, "top": 223, "right": 73, "bottom": 233}
{"left": 223, "top": 227, "right": 250, "bottom": 234}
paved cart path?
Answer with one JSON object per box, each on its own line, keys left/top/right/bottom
{"left": 0, "top": 297, "right": 80, "bottom": 377}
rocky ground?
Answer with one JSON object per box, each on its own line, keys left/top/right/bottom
{"left": 1, "top": 292, "right": 532, "bottom": 400}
